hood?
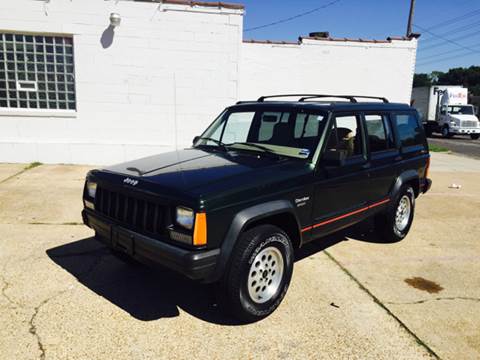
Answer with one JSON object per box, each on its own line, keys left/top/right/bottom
{"left": 449, "top": 114, "right": 479, "bottom": 122}
{"left": 101, "top": 148, "right": 311, "bottom": 196}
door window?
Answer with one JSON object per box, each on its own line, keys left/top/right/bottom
{"left": 325, "top": 114, "right": 363, "bottom": 158}
{"left": 393, "top": 112, "right": 423, "bottom": 147}
{"left": 365, "top": 114, "right": 395, "bottom": 152}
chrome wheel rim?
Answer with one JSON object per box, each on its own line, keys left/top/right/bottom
{"left": 395, "top": 195, "right": 411, "bottom": 231}
{"left": 247, "top": 246, "right": 284, "bottom": 304}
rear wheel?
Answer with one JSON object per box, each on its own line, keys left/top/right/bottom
{"left": 471, "top": 134, "right": 480, "bottom": 140}
{"left": 220, "top": 224, "right": 294, "bottom": 323}
{"left": 375, "top": 185, "right": 415, "bottom": 243}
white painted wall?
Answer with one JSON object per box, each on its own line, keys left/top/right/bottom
{"left": 239, "top": 38, "right": 417, "bottom": 104}
{"left": 0, "top": 0, "right": 417, "bottom": 165}
{"left": 0, "top": 0, "right": 243, "bottom": 164}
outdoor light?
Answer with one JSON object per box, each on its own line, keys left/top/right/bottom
{"left": 176, "top": 206, "right": 194, "bottom": 230}
{"left": 86, "top": 181, "right": 97, "bottom": 199}
{"left": 109, "top": 13, "right": 121, "bottom": 27}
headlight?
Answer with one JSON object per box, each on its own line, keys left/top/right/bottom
{"left": 450, "top": 121, "right": 458, "bottom": 127}
{"left": 176, "top": 206, "right": 194, "bottom": 230}
{"left": 86, "top": 181, "right": 97, "bottom": 198}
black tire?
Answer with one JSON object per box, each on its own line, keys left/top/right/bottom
{"left": 471, "top": 134, "right": 480, "bottom": 140}
{"left": 424, "top": 124, "right": 433, "bottom": 138}
{"left": 220, "top": 224, "right": 294, "bottom": 323}
{"left": 374, "top": 186, "right": 415, "bottom": 243}
{"left": 442, "top": 125, "right": 453, "bottom": 138}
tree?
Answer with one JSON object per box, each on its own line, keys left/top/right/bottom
{"left": 413, "top": 73, "right": 432, "bottom": 87}
{"left": 414, "top": 67, "right": 480, "bottom": 96}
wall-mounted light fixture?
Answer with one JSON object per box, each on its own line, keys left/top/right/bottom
{"left": 110, "top": 13, "right": 121, "bottom": 27}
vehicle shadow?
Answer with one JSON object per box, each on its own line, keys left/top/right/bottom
{"left": 46, "top": 219, "right": 386, "bottom": 325}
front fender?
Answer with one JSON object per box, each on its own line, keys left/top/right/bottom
{"left": 209, "top": 200, "right": 300, "bottom": 283}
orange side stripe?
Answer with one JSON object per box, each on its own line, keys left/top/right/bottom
{"left": 301, "top": 198, "right": 390, "bottom": 232}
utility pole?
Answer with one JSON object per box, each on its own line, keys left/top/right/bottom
{"left": 406, "top": 0, "right": 416, "bottom": 37}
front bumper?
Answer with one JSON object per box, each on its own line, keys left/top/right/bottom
{"left": 450, "top": 128, "right": 480, "bottom": 134}
{"left": 82, "top": 210, "right": 219, "bottom": 282}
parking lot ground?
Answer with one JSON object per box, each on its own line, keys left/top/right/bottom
{"left": 0, "top": 153, "right": 478, "bottom": 359}
{"left": 0, "top": 163, "right": 27, "bottom": 183}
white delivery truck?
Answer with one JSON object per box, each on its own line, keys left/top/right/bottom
{"left": 411, "top": 86, "right": 480, "bottom": 140}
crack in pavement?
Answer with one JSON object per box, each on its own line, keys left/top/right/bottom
{"left": 0, "top": 163, "right": 42, "bottom": 185}
{"left": 29, "top": 290, "right": 69, "bottom": 360}
{"left": 386, "top": 297, "right": 480, "bottom": 305}
{"left": 324, "top": 250, "right": 440, "bottom": 359}
{"left": 0, "top": 274, "right": 21, "bottom": 308}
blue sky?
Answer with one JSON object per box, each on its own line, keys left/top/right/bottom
{"left": 241, "top": 0, "right": 480, "bottom": 74}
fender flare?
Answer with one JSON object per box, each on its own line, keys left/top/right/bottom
{"left": 390, "top": 170, "right": 420, "bottom": 203}
{"left": 209, "top": 200, "right": 301, "bottom": 283}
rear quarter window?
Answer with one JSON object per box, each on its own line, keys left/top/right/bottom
{"left": 392, "top": 112, "right": 424, "bottom": 148}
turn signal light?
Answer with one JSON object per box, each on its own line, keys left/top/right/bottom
{"left": 193, "top": 213, "right": 207, "bottom": 246}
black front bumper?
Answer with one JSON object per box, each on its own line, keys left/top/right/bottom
{"left": 82, "top": 210, "right": 219, "bottom": 282}
{"left": 421, "top": 178, "right": 432, "bottom": 193}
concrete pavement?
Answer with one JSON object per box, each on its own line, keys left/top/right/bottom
{"left": 1, "top": 153, "right": 479, "bottom": 359}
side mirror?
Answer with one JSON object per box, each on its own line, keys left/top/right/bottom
{"left": 322, "top": 149, "right": 347, "bottom": 167}
{"left": 192, "top": 136, "right": 200, "bottom": 145}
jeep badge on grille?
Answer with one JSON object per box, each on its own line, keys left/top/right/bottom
{"left": 123, "top": 177, "right": 138, "bottom": 186}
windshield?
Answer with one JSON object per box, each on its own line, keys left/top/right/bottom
{"left": 448, "top": 105, "right": 474, "bottom": 115}
{"left": 195, "top": 108, "right": 328, "bottom": 160}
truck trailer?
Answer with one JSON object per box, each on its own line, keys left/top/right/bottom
{"left": 411, "top": 86, "right": 480, "bottom": 139}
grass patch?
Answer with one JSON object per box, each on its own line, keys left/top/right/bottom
{"left": 25, "top": 162, "right": 42, "bottom": 170}
{"left": 429, "top": 144, "right": 449, "bottom": 152}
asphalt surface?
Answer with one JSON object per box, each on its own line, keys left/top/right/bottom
{"left": 1, "top": 154, "right": 479, "bottom": 359}
{"left": 428, "top": 134, "right": 480, "bottom": 159}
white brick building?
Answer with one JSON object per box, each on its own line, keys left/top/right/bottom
{"left": 0, "top": 0, "right": 418, "bottom": 164}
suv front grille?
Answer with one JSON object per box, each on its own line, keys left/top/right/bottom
{"left": 94, "top": 186, "right": 169, "bottom": 236}
{"left": 461, "top": 120, "right": 478, "bottom": 128}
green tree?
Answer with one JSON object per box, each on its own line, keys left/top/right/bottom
{"left": 413, "top": 73, "right": 432, "bottom": 87}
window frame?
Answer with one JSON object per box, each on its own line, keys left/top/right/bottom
{"left": 0, "top": 31, "right": 77, "bottom": 117}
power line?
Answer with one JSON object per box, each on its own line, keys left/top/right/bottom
{"left": 420, "top": 19, "right": 480, "bottom": 44}
{"left": 415, "top": 24, "right": 480, "bottom": 52}
{"left": 418, "top": 42, "right": 480, "bottom": 60}
{"left": 416, "top": 49, "right": 478, "bottom": 67}
{"left": 421, "top": 8, "right": 480, "bottom": 31}
{"left": 244, "top": 0, "right": 342, "bottom": 32}
{"left": 419, "top": 28, "right": 480, "bottom": 51}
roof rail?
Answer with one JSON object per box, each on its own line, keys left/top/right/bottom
{"left": 256, "top": 94, "right": 389, "bottom": 103}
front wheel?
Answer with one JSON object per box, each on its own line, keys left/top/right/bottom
{"left": 442, "top": 125, "right": 453, "bottom": 138}
{"left": 471, "top": 134, "right": 480, "bottom": 140}
{"left": 221, "top": 224, "right": 294, "bottom": 323}
{"left": 375, "top": 186, "right": 415, "bottom": 243}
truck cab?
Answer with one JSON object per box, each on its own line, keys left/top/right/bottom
{"left": 438, "top": 89, "right": 480, "bottom": 139}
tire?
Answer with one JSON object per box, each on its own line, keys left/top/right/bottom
{"left": 424, "top": 124, "right": 433, "bottom": 138}
{"left": 375, "top": 186, "right": 415, "bottom": 243}
{"left": 442, "top": 125, "right": 453, "bottom": 138}
{"left": 220, "top": 224, "right": 294, "bottom": 323}
{"left": 471, "top": 134, "right": 480, "bottom": 140}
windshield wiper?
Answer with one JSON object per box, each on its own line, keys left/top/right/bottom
{"left": 194, "top": 137, "right": 227, "bottom": 151}
{"left": 228, "top": 142, "right": 280, "bottom": 157}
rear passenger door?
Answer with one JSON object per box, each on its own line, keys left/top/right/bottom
{"left": 363, "top": 112, "right": 399, "bottom": 202}
{"left": 311, "top": 112, "right": 371, "bottom": 238}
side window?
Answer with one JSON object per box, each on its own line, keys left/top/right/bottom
{"left": 221, "top": 112, "right": 254, "bottom": 144}
{"left": 365, "top": 114, "right": 395, "bottom": 152}
{"left": 393, "top": 112, "right": 423, "bottom": 147}
{"left": 325, "top": 114, "right": 363, "bottom": 158}
{"left": 258, "top": 112, "right": 289, "bottom": 141}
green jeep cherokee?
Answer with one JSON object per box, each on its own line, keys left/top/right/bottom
{"left": 82, "top": 94, "right": 432, "bottom": 322}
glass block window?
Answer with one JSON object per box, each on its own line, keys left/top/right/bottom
{"left": 0, "top": 33, "right": 76, "bottom": 110}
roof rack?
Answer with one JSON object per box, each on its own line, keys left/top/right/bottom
{"left": 256, "top": 94, "right": 389, "bottom": 103}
